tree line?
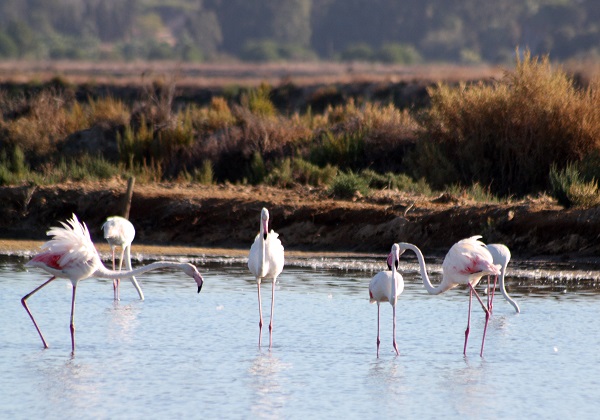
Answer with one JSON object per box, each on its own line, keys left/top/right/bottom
{"left": 0, "top": 0, "right": 598, "bottom": 64}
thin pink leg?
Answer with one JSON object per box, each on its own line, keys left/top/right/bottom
{"left": 257, "top": 281, "right": 263, "bottom": 347}
{"left": 464, "top": 287, "right": 473, "bottom": 355}
{"left": 269, "top": 279, "right": 276, "bottom": 349}
{"left": 489, "top": 275, "right": 498, "bottom": 314}
{"left": 21, "top": 276, "right": 57, "bottom": 349}
{"left": 376, "top": 303, "right": 381, "bottom": 358}
{"left": 487, "top": 275, "right": 491, "bottom": 310}
{"left": 468, "top": 284, "right": 491, "bottom": 357}
{"left": 392, "top": 304, "right": 399, "bottom": 356}
{"left": 70, "top": 283, "right": 78, "bottom": 355}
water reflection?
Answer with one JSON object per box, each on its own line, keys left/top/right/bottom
{"left": 36, "top": 357, "right": 101, "bottom": 414}
{"left": 106, "top": 301, "right": 142, "bottom": 344}
{"left": 248, "top": 351, "right": 290, "bottom": 419}
{"left": 440, "top": 359, "right": 487, "bottom": 417}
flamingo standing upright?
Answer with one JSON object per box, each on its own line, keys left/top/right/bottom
{"left": 369, "top": 243, "right": 404, "bottom": 357}
{"left": 248, "top": 208, "right": 284, "bottom": 348}
{"left": 485, "top": 243, "right": 520, "bottom": 313}
{"left": 102, "top": 215, "right": 143, "bottom": 301}
{"left": 22, "top": 214, "right": 204, "bottom": 354}
{"left": 397, "top": 236, "right": 501, "bottom": 356}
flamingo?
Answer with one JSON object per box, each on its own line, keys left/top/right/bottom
{"left": 102, "top": 216, "right": 143, "bottom": 301}
{"left": 485, "top": 244, "right": 520, "bottom": 313}
{"left": 369, "top": 243, "right": 404, "bottom": 357}
{"left": 248, "top": 208, "right": 284, "bottom": 348}
{"left": 397, "top": 236, "right": 501, "bottom": 356}
{"left": 22, "top": 214, "right": 204, "bottom": 354}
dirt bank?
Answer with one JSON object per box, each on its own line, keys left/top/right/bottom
{"left": 1, "top": 181, "right": 598, "bottom": 260}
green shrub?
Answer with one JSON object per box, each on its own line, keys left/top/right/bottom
{"left": 447, "top": 183, "right": 500, "bottom": 203}
{"left": 377, "top": 43, "right": 421, "bottom": 64}
{"left": 241, "top": 83, "right": 276, "bottom": 117}
{"left": 311, "top": 129, "right": 365, "bottom": 170}
{"left": 360, "top": 169, "right": 432, "bottom": 195}
{"left": 265, "top": 158, "right": 294, "bottom": 188}
{"left": 249, "top": 151, "right": 267, "bottom": 185}
{"left": 194, "top": 160, "right": 214, "bottom": 185}
{"left": 568, "top": 180, "right": 600, "bottom": 208}
{"left": 293, "top": 159, "right": 337, "bottom": 186}
{"left": 340, "top": 43, "right": 374, "bottom": 61}
{"left": 549, "top": 163, "right": 600, "bottom": 208}
{"left": 329, "top": 171, "right": 370, "bottom": 199}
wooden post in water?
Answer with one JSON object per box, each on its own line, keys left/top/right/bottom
{"left": 122, "top": 176, "right": 136, "bottom": 219}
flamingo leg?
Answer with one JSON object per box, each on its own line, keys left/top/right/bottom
{"left": 114, "top": 248, "right": 126, "bottom": 301}
{"left": 112, "top": 247, "right": 119, "bottom": 301}
{"left": 464, "top": 287, "right": 473, "bottom": 355}
{"left": 489, "top": 274, "right": 498, "bottom": 314}
{"left": 21, "top": 276, "right": 57, "bottom": 349}
{"left": 70, "top": 283, "right": 78, "bottom": 354}
{"left": 392, "top": 304, "right": 399, "bottom": 356}
{"left": 257, "top": 280, "right": 263, "bottom": 347}
{"left": 376, "top": 303, "right": 381, "bottom": 358}
{"left": 468, "top": 284, "right": 491, "bottom": 357}
{"left": 269, "top": 278, "right": 276, "bottom": 349}
{"left": 487, "top": 275, "right": 491, "bottom": 311}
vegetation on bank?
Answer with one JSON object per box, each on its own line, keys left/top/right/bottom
{"left": 1, "top": 52, "right": 600, "bottom": 208}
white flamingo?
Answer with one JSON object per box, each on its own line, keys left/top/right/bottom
{"left": 485, "top": 243, "right": 520, "bottom": 313}
{"left": 398, "top": 236, "right": 501, "bottom": 356}
{"left": 22, "top": 214, "right": 204, "bottom": 354}
{"left": 369, "top": 243, "right": 404, "bottom": 357}
{"left": 248, "top": 208, "right": 284, "bottom": 348}
{"left": 102, "top": 215, "right": 143, "bottom": 301}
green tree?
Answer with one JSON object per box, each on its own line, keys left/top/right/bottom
{"left": 270, "top": 0, "right": 312, "bottom": 48}
{"left": 0, "top": 32, "right": 18, "bottom": 57}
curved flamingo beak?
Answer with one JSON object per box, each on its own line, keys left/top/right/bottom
{"left": 386, "top": 253, "right": 398, "bottom": 270}
{"left": 194, "top": 273, "right": 204, "bottom": 293}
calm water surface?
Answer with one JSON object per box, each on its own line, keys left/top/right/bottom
{"left": 1, "top": 251, "right": 600, "bottom": 419}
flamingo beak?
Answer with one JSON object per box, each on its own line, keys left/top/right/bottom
{"left": 386, "top": 252, "right": 394, "bottom": 270}
{"left": 195, "top": 273, "right": 204, "bottom": 293}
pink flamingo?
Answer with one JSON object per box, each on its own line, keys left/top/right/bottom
{"left": 102, "top": 215, "right": 143, "bottom": 301}
{"left": 22, "top": 214, "right": 204, "bottom": 354}
{"left": 369, "top": 243, "right": 404, "bottom": 357}
{"left": 398, "top": 236, "right": 501, "bottom": 356}
{"left": 248, "top": 208, "right": 284, "bottom": 348}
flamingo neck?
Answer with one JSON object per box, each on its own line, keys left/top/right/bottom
{"left": 94, "top": 261, "right": 188, "bottom": 279}
{"left": 257, "top": 226, "right": 268, "bottom": 278}
{"left": 391, "top": 262, "right": 398, "bottom": 305}
{"left": 399, "top": 242, "right": 445, "bottom": 295}
{"left": 123, "top": 245, "right": 133, "bottom": 271}
{"left": 498, "top": 264, "right": 520, "bottom": 313}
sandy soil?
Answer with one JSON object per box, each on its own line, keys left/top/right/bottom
{"left": 1, "top": 180, "right": 599, "bottom": 261}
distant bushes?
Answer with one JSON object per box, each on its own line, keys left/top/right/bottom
{"left": 414, "top": 50, "right": 600, "bottom": 197}
{"left": 2, "top": 51, "right": 600, "bottom": 208}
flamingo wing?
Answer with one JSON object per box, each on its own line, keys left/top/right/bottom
{"left": 26, "top": 214, "right": 101, "bottom": 280}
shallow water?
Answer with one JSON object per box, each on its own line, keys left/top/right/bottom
{"left": 1, "top": 252, "right": 600, "bottom": 419}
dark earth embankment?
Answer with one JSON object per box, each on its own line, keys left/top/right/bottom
{"left": 1, "top": 181, "right": 599, "bottom": 261}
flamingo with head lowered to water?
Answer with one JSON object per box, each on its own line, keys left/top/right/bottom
{"left": 397, "top": 236, "right": 501, "bottom": 357}
{"left": 22, "top": 214, "right": 204, "bottom": 354}
{"left": 102, "top": 215, "right": 143, "bottom": 301}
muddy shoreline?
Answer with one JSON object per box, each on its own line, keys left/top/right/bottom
{"left": 1, "top": 181, "right": 599, "bottom": 262}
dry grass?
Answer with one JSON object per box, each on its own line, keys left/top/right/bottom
{"left": 415, "top": 50, "right": 600, "bottom": 196}
{"left": 2, "top": 56, "right": 599, "bottom": 204}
